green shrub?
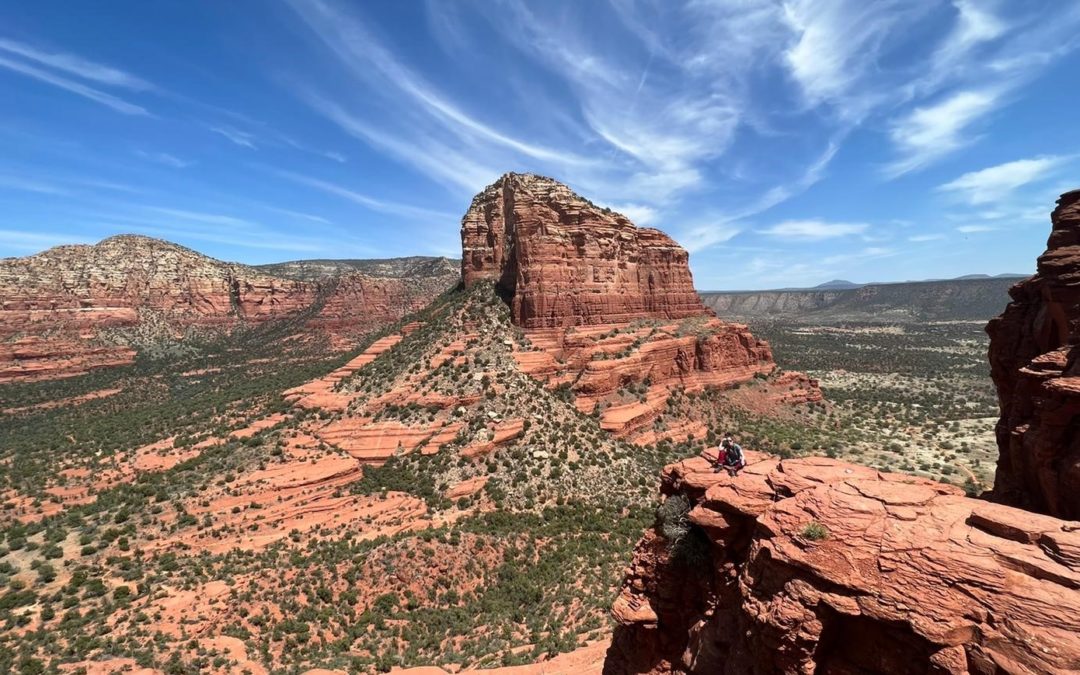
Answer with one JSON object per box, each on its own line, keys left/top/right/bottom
{"left": 800, "top": 521, "right": 829, "bottom": 541}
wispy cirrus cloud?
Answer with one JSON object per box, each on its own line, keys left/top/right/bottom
{"left": 759, "top": 219, "right": 869, "bottom": 240}
{"left": 134, "top": 150, "right": 195, "bottom": 169}
{"left": 938, "top": 155, "right": 1072, "bottom": 204}
{"left": 210, "top": 125, "right": 257, "bottom": 149}
{"left": 0, "top": 53, "right": 148, "bottom": 116}
{"left": 881, "top": 2, "right": 1080, "bottom": 176}
{"left": 0, "top": 229, "right": 94, "bottom": 254}
{"left": 0, "top": 174, "right": 72, "bottom": 195}
{"left": 781, "top": 0, "right": 927, "bottom": 116}
{"left": 884, "top": 89, "right": 1000, "bottom": 177}
{"left": 0, "top": 38, "right": 153, "bottom": 90}
{"left": 268, "top": 166, "right": 456, "bottom": 221}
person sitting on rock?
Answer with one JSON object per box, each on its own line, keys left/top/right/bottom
{"left": 714, "top": 433, "right": 745, "bottom": 476}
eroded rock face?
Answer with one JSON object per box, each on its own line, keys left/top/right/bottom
{"left": 461, "top": 173, "right": 707, "bottom": 329}
{"left": 464, "top": 173, "right": 821, "bottom": 440}
{"left": 987, "top": 189, "right": 1080, "bottom": 519}
{"left": 0, "top": 235, "right": 457, "bottom": 381}
{"left": 605, "top": 454, "right": 1080, "bottom": 675}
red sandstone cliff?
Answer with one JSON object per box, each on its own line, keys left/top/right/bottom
{"left": 0, "top": 235, "right": 457, "bottom": 382}
{"left": 605, "top": 453, "right": 1080, "bottom": 674}
{"left": 461, "top": 173, "right": 708, "bottom": 329}
{"left": 987, "top": 189, "right": 1080, "bottom": 519}
{"left": 462, "top": 173, "right": 821, "bottom": 442}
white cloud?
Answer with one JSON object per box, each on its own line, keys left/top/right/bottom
{"left": 269, "top": 167, "right": 456, "bottom": 221}
{"left": 882, "top": 3, "right": 1080, "bottom": 177}
{"left": 681, "top": 223, "right": 742, "bottom": 254}
{"left": 884, "top": 89, "right": 999, "bottom": 177}
{"left": 607, "top": 203, "right": 658, "bottom": 226}
{"left": 0, "top": 38, "right": 152, "bottom": 90}
{"left": 135, "top": 150, "right": 194, "bottom": 169}
{"left": 0, "top": 229, "right": 93, "bottom": 254}
{"left": 759, "top": 219, "right": 868, "bottom": 240}
{"left": 210, "top": 125, "right": 257, "bottom": 149}
{"left": 956, "top": 224, "right": 998, "bottom": 233}
{"left": 0, "top": 54, "right": 148, "bottom": 116}
{"left": 286, "top": 0, "right": 588, "bottom": 169}
{"left": 781, "top": 0, "right": 918, "bottom": 114}
{"left": 300, "top": 92, "right": 501, "bottom": 193}
{"left": 140, "top": 206, "right": 258, "bottom": 230}
{"left": 909, "top": 233, "right": 946, "bottom": 242}
{"left": 0, "top": 174, "right": 72, "bottom": 195}
{"left": 938, "top": 155, "right": 1070, "bottom": 204}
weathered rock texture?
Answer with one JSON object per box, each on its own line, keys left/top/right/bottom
{"left": 463, "top": 173, "right": 821, "bottom": 441}
{"left": 461, "top": 173, "right": 707, "bottom": 329}
{"left": 987, "top": 189, "right": 1080, "bottom": 519}
{"left": 605, "top": 453, "right": 1080, "bottom": 675}
{"left": 0, "top": 235, "right": 457, "bottom": 381}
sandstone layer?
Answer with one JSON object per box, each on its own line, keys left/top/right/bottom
{"left": 987, "top": 189, "right": 1080, "bottom": 519}
{"left": 605, "top": 453, "right": 1080, "bottom": 675}
{"left": 0, "top": 235, "right": 457, "bottom": 381}
{"left": 463, "top": 173, "right": 821, "bottom": 440}
{"left": 461, "top": 173, "right": 706, "bottom": 329}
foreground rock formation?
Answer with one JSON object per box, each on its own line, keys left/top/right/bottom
{"left": 605, "top": 453, "right": 1080, "bottom": 674}
{"left": 463, "top": 173, "right": 821, "bottom": 443}
{"left": 987, "top": 189, "right": 1080, "bottom": 519}
{"left": 0, "top": 235, "right": 457, "bottom": 382}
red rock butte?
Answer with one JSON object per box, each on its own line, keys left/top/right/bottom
{"left": 461, "top": 173, "right": 708, "bottom": 329}
{"left": 460, "top": 173, "right": 822, "bottom": 443}
{"left": 988, "top": 188, "right": 1080, "bottom": 519}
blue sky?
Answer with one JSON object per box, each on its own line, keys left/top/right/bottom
{"left": 1, "top": 0, "right": 1079, "bottom": 289}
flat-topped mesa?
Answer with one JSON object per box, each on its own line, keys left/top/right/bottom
{"left": 987, "top": 189, "right": 1080, "bottom": 519}
{"left": 461, "top": 173, "right": 709, "bottom": 328}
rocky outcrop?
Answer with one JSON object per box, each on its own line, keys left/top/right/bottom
{"left": 463, "top": 173, "right": 821, "bottom": 439}
{"left": 461, "top": 173, "right": 706, "bottom": 328}
{"left": 0, "top": 235, "right": 457, "bottom": 381}
{"left": 987, "top": 189, "right": 1080, "bottom": 519}
{"left": 605, "top": 453, "right": 1080, "bottom": 675}
{"left": 515, "top": 320, "right": 820, "bottom": 442}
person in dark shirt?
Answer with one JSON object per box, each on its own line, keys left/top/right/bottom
{"left": 713, "top": 433, "right": 745, "bottom": 476}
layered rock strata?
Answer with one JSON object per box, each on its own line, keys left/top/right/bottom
{"left": 605, "top": 454, "right": 1080, "bottom": 674}
{"left": 987, "top": 189, "right": 1080, "bottom": 518}
{"left": 0, "top": 235, "right": 457, "bottom": 381}
{"left": 461, "top": 173, "right": 707, "bottom": 329}
{"left": 462, "top": 173, "right": 821, "bottom": 440}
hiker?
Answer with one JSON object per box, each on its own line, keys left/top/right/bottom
{"left": 713, "top": 433, "right": 745, "bottom": 476}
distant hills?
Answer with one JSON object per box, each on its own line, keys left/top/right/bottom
{"left": 700, "top": 274, "right": 1028, "bottom": 322}
{"left": 814, "top": 279, "right": 861, "bottom": 290}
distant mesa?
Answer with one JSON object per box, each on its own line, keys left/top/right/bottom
{"left": 813, "top": 279, "right": 862, "bottom": 289}
{"left": 701, "top": 274, "right": 1029, "bottom": 322}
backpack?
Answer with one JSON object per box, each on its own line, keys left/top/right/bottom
{"left": 726, "top": 443, "right": 744, "bottom": 466}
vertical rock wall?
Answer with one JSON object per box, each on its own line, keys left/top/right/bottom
{"left": 987, "top": 189, "right": 1080, "bottom": 519}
